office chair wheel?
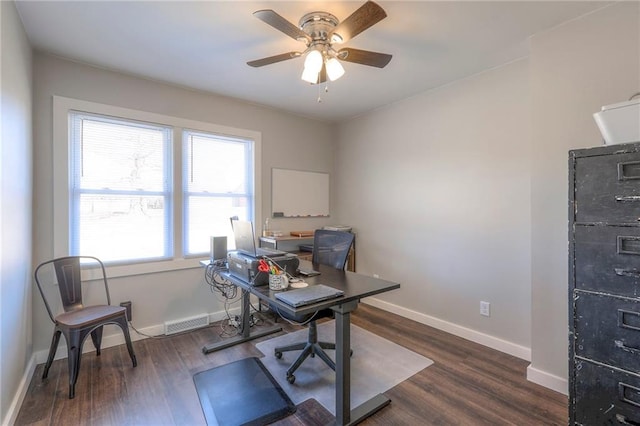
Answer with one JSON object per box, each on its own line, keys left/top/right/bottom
{"left": 287, "top": 374, "right": 295, "bottom": 384}
{"left": 274, "top": 350, "right": 282, "bottom": 359}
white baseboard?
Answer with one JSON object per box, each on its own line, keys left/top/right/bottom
{"left": 363, "top": 297, "right": 569, "bottom": 394}
{"left": 2, "top": 355, "right": 37, "bottom": 426}
{"left": 526, "top": 365, "right": 568, "bottom": 395}
{"left": 363, "top": 297, "right": 532, "bottom": 361}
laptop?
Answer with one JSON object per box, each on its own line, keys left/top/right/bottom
{"left": 275, "top": 284, "right": 344, "bottom": 308}
{"left": 231, "top": 219, "right": 286, "bottom": 258}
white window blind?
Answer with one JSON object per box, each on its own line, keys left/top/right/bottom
{"left": 183, "top": 130, "right": 253, "bottom": 255}
{"left": 69, "top": 112, "right": 173, "bottom": 263}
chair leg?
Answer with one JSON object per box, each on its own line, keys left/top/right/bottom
{"left": 318, "top": 341, "right": 335, "bottom": 351}
{"left": 286, "top": 343, "right": 314, "bottom": 378}
{"left": 115, "top": 316, "right": 137, "bottom": 367}
{"left": 42, "top": 330, "right": 62, "bottom": 379}
{"left": 274, "top": 341, "right": 307, "bottom": 354}
{"left": 313, "top": 344, "right": 336, "bottom": 371}
{"left": 277, "top": 320, "right": 339, "bottom": 378}
{"left": 90, "top": 326, "right": 103, "bottom": 356}
{"left": 65, "top": 331, "right": 82, "bottom": 399}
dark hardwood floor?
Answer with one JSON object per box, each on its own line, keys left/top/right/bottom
{"left": 15, "top": 304, "right": 567, "bottom": 425}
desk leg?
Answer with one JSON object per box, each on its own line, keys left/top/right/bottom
{"left": 202, "top": 289, "right": 282, "bottom": 354}
{"left": 333, "top": 300, "right": 391, "bottom": 426}
{"left": 334, "top": 306, "right": 351, "bottom": 424}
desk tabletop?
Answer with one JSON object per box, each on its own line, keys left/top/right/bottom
{"left": 222, "top": 260, "right": 400, "bottom": 317}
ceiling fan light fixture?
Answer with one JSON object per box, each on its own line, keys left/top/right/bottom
{"left": 248, "top": 2, "right": 392, "bottom": 92}
{"left": 303, "top": 50, "right": 323, "bottom": 73}
{"left": 325, "top": 57, "right": 345, "bottom": 81}
{"left": 301, "top": 67, "right": 319, "bottom": 84}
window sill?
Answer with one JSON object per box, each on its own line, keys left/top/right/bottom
{"left": 104, "top": 257, "right": 207, "bottom": 279}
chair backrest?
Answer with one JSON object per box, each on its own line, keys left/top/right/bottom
{"left": 34, "top": 256, "right": 110, "bottom": 322}
{"left": 311, "top": 230, "right": 355, "bottom": 270}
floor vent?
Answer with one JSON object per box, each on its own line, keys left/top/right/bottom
{"left": 165, "top": 314, "right": 209, "bottom": 335}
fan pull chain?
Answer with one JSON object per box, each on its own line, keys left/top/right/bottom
{"left": 317, "top": 80, "right": 330, "bottom": 103}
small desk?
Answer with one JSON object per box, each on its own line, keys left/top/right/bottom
{"left": 207, "top": 260, "right": 400, "bottom": 425}
{"left": 260, "top": 235, "right": 357, "bottom": 272}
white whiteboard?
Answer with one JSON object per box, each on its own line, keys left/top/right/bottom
{"left": 272, "top": 168, "right": 329, "bottom": 217}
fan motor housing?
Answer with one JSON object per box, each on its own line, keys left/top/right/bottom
{"left": 298, "top": 12, "right": 339, "bottom": 43}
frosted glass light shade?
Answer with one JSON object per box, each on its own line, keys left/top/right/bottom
{"left": 325, "top": 58, "right": 345, "bottom": 81}
{"left": 304, "top": 50, "right": 323, "bottom": 73}
{"left": 301, "top": 67, "right": 319, "bottom": 84}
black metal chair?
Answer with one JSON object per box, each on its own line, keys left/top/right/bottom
{"left": 34, "top": 256, "right": 137, "bottom": 398}
{"left": 273, "top": 229, "right": 355, "bottom": 384}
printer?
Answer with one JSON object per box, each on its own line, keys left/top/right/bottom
{"left": 227, "top": 251, "right": 299, "bottom": 286}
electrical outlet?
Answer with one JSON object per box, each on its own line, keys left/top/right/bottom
{"left": 120, "top": 301, "right": 132, "bottom": 322}
{"left": 480, "top": 301, "right": 490, "bottom": 317}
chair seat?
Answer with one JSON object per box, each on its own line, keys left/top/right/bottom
{"left": 56, "top": 305, "right": 127, "bottom": 327}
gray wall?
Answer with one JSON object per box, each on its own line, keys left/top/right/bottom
{"left": 1, "top": 1, "right": 33, "bottom": 424}
{"left": 335, "top": 59, "right": 533, "bottom": 356}
{"left": 529, "top": 2, "right": 640, "bottom": 385}
{"left": 335, "top": 1, "right": 640, "bottom": 393}
{"left": 31, "top": 53, "right": 336, "bottom": 356}
{"left": 4, "top": 2, "right": 640, "bottom": 420}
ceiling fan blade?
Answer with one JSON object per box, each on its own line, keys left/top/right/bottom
{"left": 331, "top": 1, "right": 387, "bottom": 43}
{"left": 247, "top": 52, "right": 301, "bottom": 68}
{"left": 253, "top": 10, "right": 311, "bottom": 43}
{"left": 338, "top": 48, "right": 392, "bottom": 68}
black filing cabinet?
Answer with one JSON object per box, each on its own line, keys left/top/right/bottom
{"left": 569, "top": 142, "right": 640, "bottom": 425}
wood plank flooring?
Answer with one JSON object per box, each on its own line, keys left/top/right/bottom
{"left": 15, "top": 304, "right": 567, "bottom": 425}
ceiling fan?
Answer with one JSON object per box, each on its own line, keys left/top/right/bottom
{"left": 247, "top": 1, "right": 392, "bottom": 85}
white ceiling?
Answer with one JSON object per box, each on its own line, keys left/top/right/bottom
{"left": 15, "top": 1, "right": 610, "bottom": 123}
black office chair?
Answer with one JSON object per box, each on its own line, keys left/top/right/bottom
{"left": 34, "top": 256, "right": 137, "bottom": 399}
{"left": 273, "top": 229, "right": 355, "bottom": 384}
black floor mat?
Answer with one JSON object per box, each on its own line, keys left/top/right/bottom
{"left": 193, "top": 357, "right": 296, "bottom": 426}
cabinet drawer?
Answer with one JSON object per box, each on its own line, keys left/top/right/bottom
{"left": 574, "top": 358, "right": 640, "bottom": 425}
{"left": 574, "top": 291, "right": 640, "bottom": 374}
{"left": 574, "top": 225, "right": 640, "bottom": 298}
{"left": 575, "top": 152, "right": 640, "bottom": 223}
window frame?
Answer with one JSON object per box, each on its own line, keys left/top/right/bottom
{"left": 53, "top": 96, "right": 262, "bottom": 278}
{"left": 182, "top": 129, "right": 255, "bottom": 257}
{"left": 68, "top": 111, "right": 175, "bottom": 263}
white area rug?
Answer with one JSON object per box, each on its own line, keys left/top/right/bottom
{"left": 255, "top": 321, "right": 433, "bottom": 415}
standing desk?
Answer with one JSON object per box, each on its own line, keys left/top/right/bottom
{"left": 204, "top": 260, "right": 400, "bottom": 425}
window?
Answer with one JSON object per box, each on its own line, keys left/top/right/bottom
{"left": 183, "top": 130, "right": 254, "bottom": 255}
{"left": 70, "top": 112, "right": 173, "bottom": 263}
{"left": 55, "top": 96, "right": 262, "bottom": 274}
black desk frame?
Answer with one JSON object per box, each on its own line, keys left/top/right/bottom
{"left": 201, "top": 287, "right": 282, "bottom": 354}
{"left": 203, "top": 260, "right": 400, "bottom": 425}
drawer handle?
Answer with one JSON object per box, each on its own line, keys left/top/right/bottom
{"left": 619, "top": 382, "right": 640, "bottom": 408}
{"left": 618, "top": 309, "right": 640, "bottom": 331}
{"left": 618, "top": 236, "right": 640, "bottom": 255}
{"left": 616, "top": 195, "right": 640, "bottom": 202}
{"left": 617, "top": 414, "right": 640, "bottom": 426}
{"left": 618, "top": 161, "right": 640, "bottom": 181}
{"left": 615, "top": 268, "right": 640, "bottom": 278}
{"left": 615, "top": 340, "right": 640, "bottom": 354}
